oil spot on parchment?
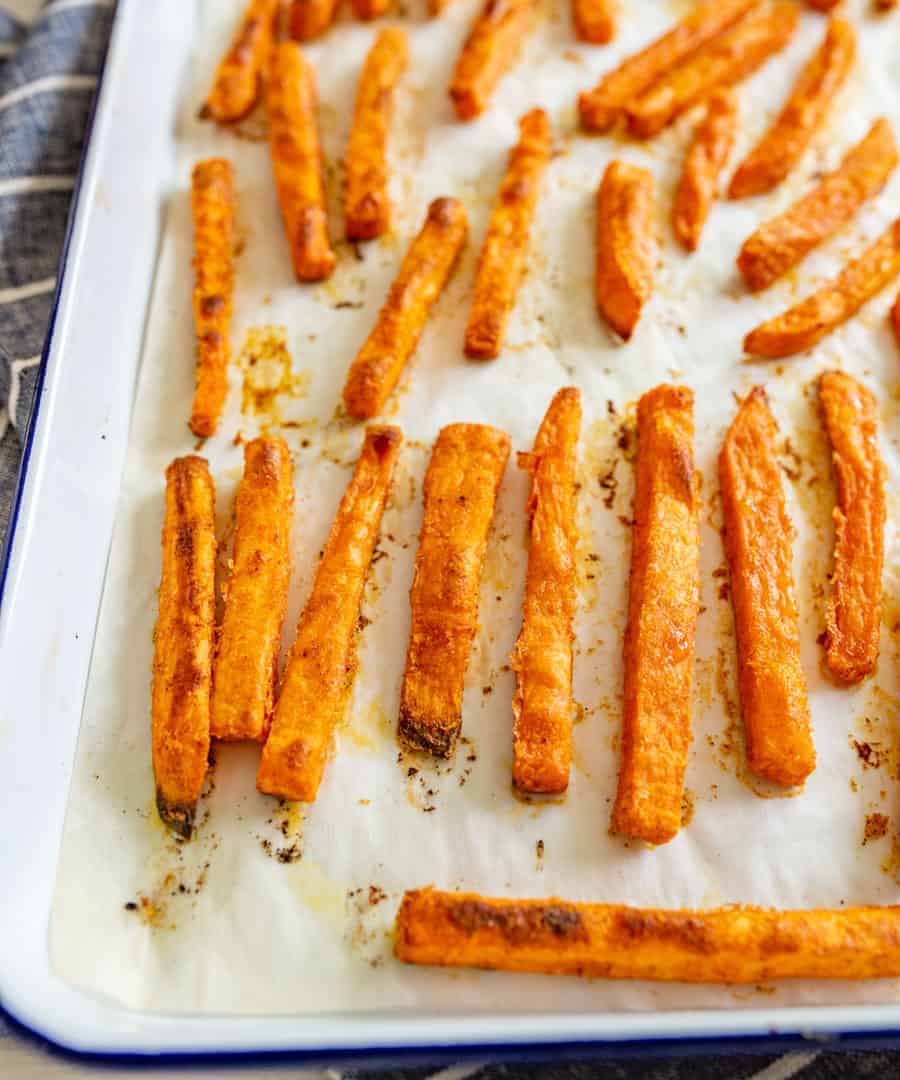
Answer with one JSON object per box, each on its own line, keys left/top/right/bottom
{"left": 239, "top": 325, "right": 310, "bottom": 430}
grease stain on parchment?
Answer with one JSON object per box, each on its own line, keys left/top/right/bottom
{"left": 239, "top": 324, "right": 310, "bottom": 429}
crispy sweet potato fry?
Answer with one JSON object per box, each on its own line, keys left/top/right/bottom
{"left": 744, "top": 218, "right": 900, "bottom": 358}
{"left": 344, "top": 28, "right": 408, "bottom": 242}
{"left": 210, "top": 438, "right": 293, "bottom": 743}
{"left": 626, "top": 2, "right": 798, "bottom": 140}
{"left": 200, "top": 0, "right": 279, "bottom": 123}
{"left": 673, "top": 90, "right": 738, "bottom": 252}
{"left": 612, "top": 386, "right": 699, "bottom": 845}
{"left": 572, "top": 0, "right": 615, "bottom": 44}
{"left": 511, "top": 388, "right": 581, "bottom": 795}
{"left": 343, "top": 198, "right": 468, "bottom": 419}
{"left": 257, "top": 426, "right": 402, "bottom": 801}
{"left": 818, "top": 372, "right": 886, "bottom": 684}
{"left": 719, "top": 389, "right": 814, "bottom": 787}
{"left": 351, "top": 0, "right": 392, "bottom": 18}
{"left": 738, "top": 119, "right": 898, "bottom": 291}
{"left": 189, "top": 159, "right": 235, "bottom": 439}
{"left": 152, "top": 457, "right": 216, "bottom": 839}
{"left": 577, "top": 0, "right": 758, "bottom": 132}
{"left": 464, "top": 108, "right": 551, "bottom": 360}
{"left": 288, "top": 0, "right": 341, "bottom": 41}
{"left": 399, "top": 424, "right": 511, "bottom": 757}
{"left": 595, "top": 160, "right": 656, "bottom": 340}
{"left": 267, "top": 43, "right": 336, "bottom": 282}
{"left": 449, "top": 0, "right": 535, "bottom": 121}
{"left": 395, "top": 888, "right": 900, "bottom": 982}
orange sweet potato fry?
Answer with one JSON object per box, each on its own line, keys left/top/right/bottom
{"left": 738, "top": 119, "right": 898, "bottom": 291}
{"left": 189, "top": 159, "right": 235, "bottom": 439}
{"left": 719, "top": 388, "right": 814, "bottom": 787}
{"left": 595, "top": 160, "right": 656, "bottom": 340}
{"left": 611, "top": 386, "right": 700, "bottom": 845}
{"left": 626, "top": 2, "right": 798, "bottom": 140}
{"left": 399, "top": 424, "right": 511, "bottom": 757}
{"left": 344, "top": 28, "right": 409, "bottom": 242}
{"left": 210, "top": 438, "right": 294, "bottom": 743}
{"left": 744, "top": 218, "right": 900, "bottom": 358}
{"left": 464, "top": 108, "right": 551, "bottom": 360}
{"left": 819, "top": 372, "right": 886, "bottom": 684}
{"left": 288, "top": 0, "right": 341, "bottom": 41}
{"left": 577, "top": 0, "right": 758, "bottom": 132}
{"left": 351, "top": 0, "right": 392, "bottom": 18}
{"left": 257, "top": 426, "right": 403, "bottom": 801}
{"left": 342, "top": 198, "right": 468, "bottom": 419}
{"left": 395, "top": 888, "right": 900, "bottom": 982}
{"left": 511, "top": 388, "right": 581, "bottom": 795}
{"left": 152, "top": 457, "right": 217, "bottom": 839}
{"left": 267, "top": 43, "right": 336, "bottom": 282}
{"left": 200, "top": 0, "right": 279, "bottom": 123}
{"left": 572, "top": 0, "right": 615, "bottom": 44}
{"left": 672, "top": 90, "right": 738, "bottom": 252}
{"left": 449, "top": 0, "right": 535, "bottom": 121}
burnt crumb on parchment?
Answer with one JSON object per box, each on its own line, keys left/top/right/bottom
{"left": 535, "top": 838, "right": 545, "bottom": 870}
{"left": 257, "top": 800, "right": 304, "bottom": 864}
{"left": 346, "top": 883, "right": 392, "bottom": 966}
{"left": 864, "top": 813, "right": 889, "bottom": 845}
{"left": 851, "top": 737, "right": 884, "bottom": 770}
{"left": 598, "top": 459, "right": 618, "bottom": 509}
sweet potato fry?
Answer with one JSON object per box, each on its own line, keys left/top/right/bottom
{"left": 344, "top": 28, "right": 409, "bottom": 242}
{"left": 728, "top": 17, "right": 856, "bottom": 199}
{"left": 200, "top": 0, "right": 279, "bottom": 123}
{"left": 738, "top": 119, "right": 898, "bottom": 291}
{"left": 744, "top": 218, "right": 900, "bottom": 358}
{"left": 611, "top": 386, "right": 699, "bottom": 845}
{"left": 395, "top": 888, "right": 900, "bottom": 982}
{"left": 818, "top": 372, "right": 886, "bottom": 684}
{"left": 399, "top": 424, "right": 511, "bottom": 757}
{"left": 719, "top": 388, "right": 814, "bottom": 787}
{"left": 267, "top": 43, "right": 336, "bottom": 282}
{"left": 672, "top": 90, "right": 738, "bottom": 252}
{"left": 288, "top": 0, "right": 340, "bottom": 41}
{"left": 572, "top": 0, "right": 615, "bottom": 44}
{"left": 189, "top": 159, "right": 235, "bottom": 439}
{"left": 342, "top": 198, "right": 468, "bottom": 419}
{"left": 577, "top": 0, "right": 758, "bottom": 132}
{"left": 257, "top": 426, "right": 402, "bottom": 801}
{"left": 626, "top": 2, "right": 798, "bottom": 140}
{"left": 464, "top": 108, "right": 551, "bottom": 360}
{"left": 511, "top": 388, "right": 581, "bottom": 795}
{"left": 152, "top": 457, "right": 216, "bottom": 839}
{"left": 876, "top": 0, "right": 898, "bottom": 10}
{"left": 210, "top": 438, "right": 294, "bottom": 743}
{"left": 351, "top": 0, "right": 392, "bottom": 18}
{"left": 449, "top": 0, "right": 535, "bottom": 121}
{"left": 595, "top": 160, "right": 656, "bottom": 340}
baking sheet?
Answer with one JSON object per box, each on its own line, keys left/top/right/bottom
{"left": 50, "top": 0, "right": 900, "bottom": 1016}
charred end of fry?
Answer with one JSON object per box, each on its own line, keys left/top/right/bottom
{"left": 156, "top": 790, "right": 196, "bottom": 840}
{"left": 398, "top": 707, "right": 459, "bottom": 758}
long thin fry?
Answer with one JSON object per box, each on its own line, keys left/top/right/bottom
{"left": 449, "top": 0, "right": 535, "bottom": 121}
{"left": 257, "top": 426, "right": 403, "bottom": 801}
{"left": 673, "top": 90, "right": 738, "bottom": 252}
{"left": 351, "top": 0, "right": 392, "bottom": 18}
{"left": 288, "top": 0, "right": 340, "bottom": 41}
{"left": 399, "top": 424, "right": 511, "bottom": 757}
{"left": 572, "top": 0, "right": 615, "bottom": 44}
{"left": 200, "top": 0, "right": 279, "bottom": 123}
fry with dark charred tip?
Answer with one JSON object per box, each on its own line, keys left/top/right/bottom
{"left": 738, "top": 119, "right": 898, "bottom": 292}
{"left": 465, "top": 108, "right": 551, "bottom": 360}
{"left": 673, "top": 90, "right": 737, "bottom": 252}
{"left": 612, "top": 386, "right": 699, "bottom": 845}
{"left": 744, "top": 218, "right": 900, "bottom": 359}
{"left": 719, "top": 388, "right": 814, "bottom": 788}
{"left": 200, "top": 0, "right": 279, "bottom": 123}
{"left": 288, "top": 0, "right": 341, "bottom": 41}
{"left": 818, "top": 372, "right": 885, "bottom": 685}
{"left": 351, "top": 0, "right": 392, "bottom": 18}
{"left": 189, "top": 159, "right": 235, "bottom": 439}
{"left": 257, "top": 426, "right": 403, "bottom": 801}
{"left": 267, "top": 43, "right": 336, "bottom": 283}
{"left": 395, "top": 888, "right": 900, "bottom": 982}
{"left": 595, "top": 160, "right": 656, "bottom": 340}
{"left": 512, "top": 388, "right": 581, "bottom": 795}
{"left": 345, "top": 28, "right": 409, "bottom": 242}
{"left": 449, "top": 0, "right": 535, "bottom": 121}
{"left": 572, "top": 0, "right": 615, "bottom": 44}
{"left": 210, "top": 438, "right": 294, "bottom": 743}
{"left": 399, "top": 424, "right": 511, "bottom": 758}
{"left": 626, "top": 2, "right": 798, "bottom": 140}
{"left": 343, "top": 197, "right": 468, "bottom": 419}
{"left": 152, "top": 457, "right": 216, "bottom": 840}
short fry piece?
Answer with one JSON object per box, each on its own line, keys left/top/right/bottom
{"left": 572, "top": 0, "right": 615, "bottom": 44}
{"left": 210, "top": 438, "right": 294, "bottom": 742}
{"left": 449, "top": 0, "right": 535, "bottom": 121}
{"left": 395, "top": 888, "right": 900, "bottom": 983}
{"left": 267, "top": 43, "right": 336, "bottom": 282}
{"left": 738, "top": 119, "right": 898, "bottom": 291}
{"left": 719, "top": 389, "right": 814, "bottom": 787}
{"left": 351, "top": 0, "right": 392, "bottom": 18}
{"left": 673, "top": 90, "right": 738, "bottom": 252}
{"left": 399, "top": 424, "right": 511, "bottom": 757}
{"left": 200, "top": 0, "right": 278, "bottom": 123}
{"left": 612, "top": 386, "right": 699, "bottom": 845}
{"left": 512, "top": 388, "right": 581, "bottom": 795}
{"left": 257, "top": 426, "right": 403, "bottom": 801}
{"left": 595, "top": 160, "right": 656, "bottom": 340}
{"left": 819, "top": 372, "right": 885, "bottom": 684}
{"left": 744, "top": 218, "right": 900, "bottom": 358}
{"left": 343, "top": 198, "right": 468, "bottom": 419}
{"left": 288, "top": 0, "right": 340, "bottom": 41}
{"left": 464, "top": 108, "right": 551, "bottom": 360}
{"left": 152, "top": 457, "right": 216, "bottom": 839}
{"left": 189, "top": 159, "right": 235, "bottom": 439}
{"left": 344, "top": 28, "right": 409, "bottom": 242}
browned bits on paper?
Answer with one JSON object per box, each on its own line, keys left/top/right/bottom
{"left": 572, "top": 0, "right": 615, "bottom": 44}
{"left": 673, "top": 89, "right": 738, "bottom": 252}
{"left": 864, "top": 813, "right": 889, "bottom": 845}
{"left": 449, "top": 0, "right": 536, "bottom": 121}
{"left": 200, "top": 0, "right": 279, "bottom": 123}
{"left": 288, "top": 0, "right": 341, "bottom": 41}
